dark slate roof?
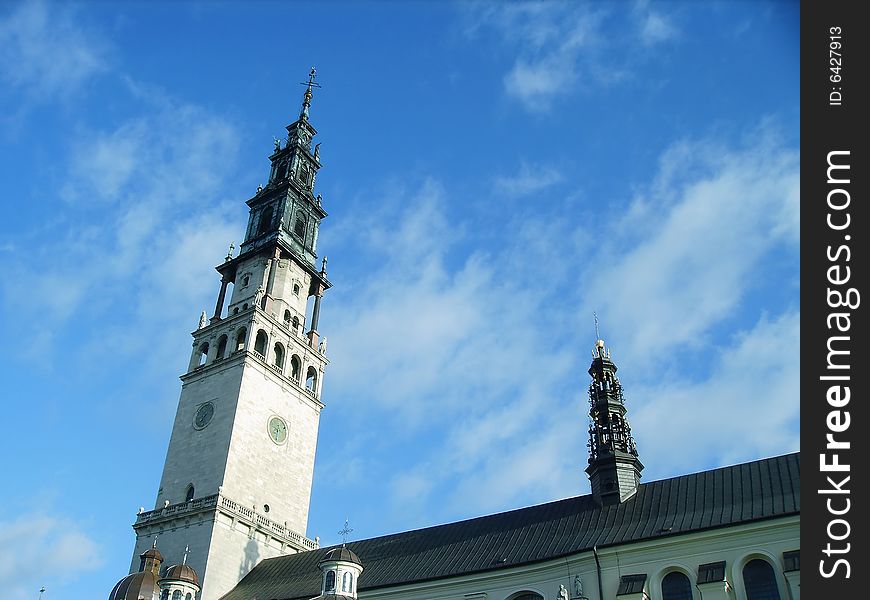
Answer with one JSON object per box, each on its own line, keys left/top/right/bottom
{"left": 220, "top": 453, "right": 799, "bottom": 600}
{"left": 320, "top": 547, "right": 362, "bottom": 566}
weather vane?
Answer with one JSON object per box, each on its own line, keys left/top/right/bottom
{"left": 339, "top": 519, "right": 353, "bottom": 546}
{"left": 300, "top": 66, "right": 322, "bottom": 92}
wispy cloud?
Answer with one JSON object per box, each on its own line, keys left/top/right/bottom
{"left": 0, "top": 513, "right": 103, "bottom": 600}
{"left": 462, "top": 2, "right": 679, "bottom": 111}
{"left": 0, "top": 0, "right": 106, "bottom": 99}
{"left": 494, "top": 162, "right": 564, "bottom": 198}
{"left": 319, "top": 124, "right": 798, "bottom": 530}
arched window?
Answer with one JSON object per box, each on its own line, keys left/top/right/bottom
{"left": 254, "top": 330, "right": 268, "bottom": 356}
{"left": 257, "top": 206, "right": 274, "bottom": 236}
{"left": 185, "top": 485, "right": 195, "bottom": 502}
{"left": 305, "top": 366, "right": 317, "bottom": 393}
{"left": 242, "top": 275, "right": 250, "bottom": 287}
{"left": 273, "top": 343, "right": 285, "bottom": 369}
{"left": 161, "top": 591, "right": 169, "bottom": 600}
{"left": 197, "top": 342, "right": 209, "bottom": 366}
{"left": 293, "top": 283, "right": 300, "bottom": 296}
{"left": 324, "top": 570, "right": 336, "bottom": 592}
{"left": 511, "top": 594, "right": 544, "bottom": 600}
{"left": 342, "top": 572, "right": 352, "bottom": 592}
{"left": 291, "top": 355, "right": 302, "bottom": 381}
{"left": 235, "top": 327, "right": 247, "bottom": 352}
{"left": 172, "top": 591, "right": 182, "bottom": 600}
{"left": 292, "top": 316, "right": 300, "bottom": 333}
{"left": 661, "top": 571, "right": 693, "bottom": 600}
{"left": 743, "top": 559, "right": 781, "bottom": 600}
{"left": 283, "top": 309, "right": 291, "bottom": 323}
{"left": 216, "top": 335, "right": 228, "bottom": 360}
{"left": 185, "top": 594, "right": 192, "bottom": 600}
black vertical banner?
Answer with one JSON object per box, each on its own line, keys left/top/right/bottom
{"left": 802, "top": 1, "right": 867, "bottom": 597}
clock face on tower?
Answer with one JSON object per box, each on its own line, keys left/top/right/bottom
{"left": 193, "top": 402, "right": 215, "bottom": 429}
{"left": 268, "top": 416, "right": 288, "bottom": 444}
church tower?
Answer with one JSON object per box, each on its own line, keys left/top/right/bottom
{"left": 129, "top": 70, "right": 330, "bottom": 600}
{"left": 585, "top": 338, "right": 643, "bottom": 505}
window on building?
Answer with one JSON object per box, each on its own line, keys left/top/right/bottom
{"left": 257, "top": 206, "right": 274, "bottom": 236}
{"left": 293, "top": 283, "right": 300, "bottom": 296}
{"left": 291, "top": 355, "right": 301, "bottom": 381}
{"left": 294, "top": 214, "right": 306, "bottom": 238}
{"left": 325, "top": 570, "right": 336, "bottom": 592}
{"left": 342, "top": 572, "right": 352, "bottom": 592}
{"left": 172, "top": 591, "right": 182, "bottom": 600}
{"left": 292, "top": 316, "right": 300, "bottom": 333}
{"left": 305, "top": 366, "right": 317, "bottom": 392}
{"left": 617, "top": 574, "right": 647, "bottom": 595}
{"left": 161, "top": 591, "right": 169, "bottom": 600}
{"left": 284, "top": 309, "right": 291, "bottom": 323}
{"left": 216, "top": 335, "right": 228, "bottom": 360}
{"left": 254, "top": 330, "right": 268, "bottom": 356}
{"left": 185, "top": 594, "right": 192, "bottom": 600}
{"left": 511, "top": 594, "right": 544, "bottom": 600}
{"left": 197, "top": 343, "right": 209, "bottom": 367}
{"left": 743, "top": 559, "right": 781, "bottom": 600}
{"left": 661, "top": 571, "right": 693, "bottom": 600}
{"left": 782, "top": 550, "right": 800, "bottom": 573}
{"left": 242, "top": 275, "right": 250, "bottom": 287}
{"left": 235, "top": 327, "right": 247, "bottom": 352}
{"left": 274, "top": 343, "right": 285, "bottom": 369}
{"left": 185, "top": 485, "right": 195, "bottom": 502}
{"left": 697, "top": 561, "right": 726, "bottom": 585}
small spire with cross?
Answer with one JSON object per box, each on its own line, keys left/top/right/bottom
{"left": 338, "top": 519, "right": 353, "bottom": 547}
{"left": 299, "top": 66, "right": 322, "bottom": 119}
{"left": 182, "top": 545, "right": 190, "bottom": 565}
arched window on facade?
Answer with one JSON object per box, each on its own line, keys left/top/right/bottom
{"left": 342, "top": 572, "right": 352, "bottom": 593}
{"left": 292, "top": 316, "right": 300, "bottom": 334}
{"left": 274, "top": 343, "right": 285, "bottom": 369}
{"left": 257, "top": 206, "right": 274, "bottom": 236}
{"left": 172, "top": 591, "right": 182, "bottom": 600}
{"left": 254, "top": 330, "right": 268, "bottom": 356}
{"left": 511, "top": 594, "right": 544, "bottom": 600}
{"left": 235, "top": 327, "right": 248, "bottom": 352}
{"left": 284, "top": 309, "right": 292, "bottom": 323}
{"left": 185, "top": 594, "right": 192, "bottom": 600}
{"left": 324, "top": 570, "right": 336, "bottom": 592}
{"left": 305, "top": 366, "right": 317, "bottom": 393}
{"left": 161, "top": 591, "right": 169, "bottom": 600}
{"left": 291, "top": 355, "right": 302, "bottom": 381}
{"left": 661, "top": 571, "right": 693, "bottom": 600}
{"left": 743, "top": 559, "right": 781, "bottom": 600}
{"left": 197, "top": 343, "right": 209, "bottom": 367}
{"left": 216, "top": 335, "right": 228, "bottom": 360}
{"left": 185, "top": 485, "right": 195, "bottom": 503}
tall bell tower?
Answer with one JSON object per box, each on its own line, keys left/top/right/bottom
{"left": 129, "top": 69, "right": 331, "bottom": 600}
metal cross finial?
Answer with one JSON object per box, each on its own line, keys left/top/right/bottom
{"left": 339, "top": 519, "right": 353, "bottom": 545}
{"left": 183, "top": 545, "right": 190, "bottom": 565}
{"left": 299, "top": 67, "right": 322, "bottom": 118}
{"left": 38, "top": 587, "right": 46, "bottom": 600}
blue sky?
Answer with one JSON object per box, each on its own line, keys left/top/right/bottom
{"left": 0, "top": 2, "right": 798, "bottom": 599}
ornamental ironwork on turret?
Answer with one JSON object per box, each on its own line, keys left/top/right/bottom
{"left": 585, "top": 338, "right": 643, "bottom": 506}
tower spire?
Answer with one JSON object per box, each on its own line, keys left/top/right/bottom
{"left": 585, "top": 338, "right": 643, "bottom": 505}
{"left": 299, "top": 66, "right": 321, "bottom": 120}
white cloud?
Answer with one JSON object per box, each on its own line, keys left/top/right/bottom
{"left": 0, "top": 513, "right": 103, "bottom": 600}
{"left": 319, "top": 125, "right": 798, "bottom": 526}
{"left": 632, "top": 309, "right": 800, "bottom": 480}
{"left": 0, "top": 0, "right": 106, "bottom": 99}
{"left": 494, "top": 162, "right": 564, "bottom": 198}
{"left": 463, "top": 2, "right": 677, "bottom": 111}
{"left": 585, "top": 131, "right": 799, "bottom": 372}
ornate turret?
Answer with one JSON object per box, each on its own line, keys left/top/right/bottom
{"left": 585, "top": 338, "right": 643, "bottom": 505}
{"left": 310, "top": 546, "right": 364, "bottom": 600}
